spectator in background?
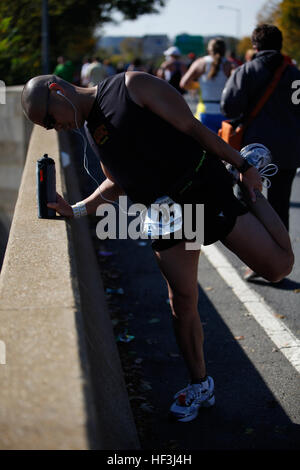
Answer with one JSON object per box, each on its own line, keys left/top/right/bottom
{"left": 227, "top": 51, "right": 243, "bottom": 69}
{"left": 245, "top": 49, "right": 255, "bottom": 62}
{"left": 87, "top": 57, "right": 108, "bottom": 86}
{"left": 127, "top": 58, "right": 146, "bottom": 72}
{"left": 102, "top": 59, "right": 116, "bottom": 77}
{"left": 80, "top": 57, "right": 91, "bottom": 87}
{"left": 53, "top": 56, "right": 74, "bottom": 83}
{"left": 116, "top": 61, "right": 126, "bottom": 74}
{"left": 187, "top": 52, "right": 196, "bottom": 69}
{"left": 180, "top": 38, "right": 232, "bottom": 133}
{"left": 145, "top": 62, "right": 155, "bottom": 75}
{"left": 221, "top": 24, "right": 300, "bottom": 280}
{"left": 156, "top": 46, "right": 187, "bottom": 94}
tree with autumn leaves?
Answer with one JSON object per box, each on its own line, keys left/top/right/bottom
{"left": 257, "top": 0, "right": 300, "bottom": 65}
{"left": 237, "top": 1, "right": 300, "bottom": 65}
{"left": 0, "top": 0, "right": 166, "bottom": 85}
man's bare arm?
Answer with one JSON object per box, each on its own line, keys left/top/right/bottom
{"left": 125, "top": 71, "right": 262, "bottom": 201}
{"left": 82, "top": 178, "right": 125, "bottom": 215}
{"left": 126, "top": 72, "right": 244, "bottom": 166}
{"left": 180, "top": 57, "right": 206, "bottom": 89}
{"left": 48, "top": 163, "right": 125, "bottom": 217}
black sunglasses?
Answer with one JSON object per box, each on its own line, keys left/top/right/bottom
{"left": 43, "top": 83, "right": 56, "bottom": 130}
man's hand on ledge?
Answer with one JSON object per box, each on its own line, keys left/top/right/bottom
{"left": 47, "top": 192, "right": 74, "bottom": 218}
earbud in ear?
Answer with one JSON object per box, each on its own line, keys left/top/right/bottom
{"left": 49, "top": 83, "right": 64, "bottom": 96}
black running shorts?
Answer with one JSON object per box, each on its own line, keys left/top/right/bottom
{"left": 151, "top": 154, "right": 249, "bottom": 252}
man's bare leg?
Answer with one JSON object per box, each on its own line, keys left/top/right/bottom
{"left": 243, "top": 188, "right": 292, "bottom": 253}
{"left": 154, "top": 242, "right": 206, "bottom": 381}
{"left": 153, "top": 191, "right": 294, "bottom": 383}
{"left": 223, "top": 190, "right": 294, "bottom": 281}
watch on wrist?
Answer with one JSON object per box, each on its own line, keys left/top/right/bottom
{"left": 239, "top": 160, "right": 253, "bottom": 174}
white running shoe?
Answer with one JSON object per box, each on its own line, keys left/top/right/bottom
{"left": 229, "top": 143, "right": 278, "bottom": 189}
{"left": 241, "top": 144, "right": 279, "bottom": 188}
{"left": 228, "top": 143, "right": 272, "bottom": 182}
{"left": 170, "top": 376, "right": 215, "bottom": 422}
{"left": 241, "top": 143, "right": 279, "bottom": 189}
{"left": 240, "top": 143, "right": 272, "bottom": 170}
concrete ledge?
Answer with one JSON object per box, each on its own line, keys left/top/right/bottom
{"left": 0, "top": 126, "right": 139, "bottom": 449}
{"left": 0, "top": 85, "right": 33, "bottom": 230}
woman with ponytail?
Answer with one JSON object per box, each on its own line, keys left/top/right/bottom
{"left": 180, "top": 38, "right": 233, "bottom": 133}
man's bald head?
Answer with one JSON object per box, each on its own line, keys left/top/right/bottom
{"left": 22, "top": 75, "right": 54, "bottom": 124}
{"left": 21, "top": 74, "right": 97, "bottom": 131}
{"left": 21, "top": 74, "right": 75, "bottom": 128}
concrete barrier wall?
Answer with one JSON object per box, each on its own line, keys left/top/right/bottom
{"left": 0, "top": 85, "right": 33, "bottom": 268}
{"left": 0, "top": 85, "right": 32, "bottom": 229}
{"left": 0, "top": 125, "right": 139, "bottom": 449}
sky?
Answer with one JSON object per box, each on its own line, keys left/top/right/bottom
{"left": 100, "top": 0, "right": 269, "bottom": 39}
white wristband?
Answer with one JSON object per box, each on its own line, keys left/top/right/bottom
{"left": 71, "top": 202, "right": 88, "bottom": 218}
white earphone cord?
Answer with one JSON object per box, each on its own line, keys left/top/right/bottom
{"left": 259, "top": 163, "right": 278, "bottom": 189}
{"left": 60, "top": 92, "right": 140, "bottom": 216}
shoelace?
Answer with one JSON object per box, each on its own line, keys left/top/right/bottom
{"left": 185, "top": 384, "right": 206, "bottom": 406}
{"left": 258, "top": 163, "right": 278, "bottom": 189}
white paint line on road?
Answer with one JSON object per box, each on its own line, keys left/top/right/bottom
{"left": 202, "top": 244, "right": 300, "bottom": 373}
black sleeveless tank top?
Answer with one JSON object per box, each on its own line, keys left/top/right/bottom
{"left": 86, "top": 72, "right": 205, "bottom": 205}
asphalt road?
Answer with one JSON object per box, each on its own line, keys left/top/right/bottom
{"left": 68, "top": 95, "right": 300, "bottom": 450}
{"left": 98, "top": 219, "right": 300, "bottom": 451}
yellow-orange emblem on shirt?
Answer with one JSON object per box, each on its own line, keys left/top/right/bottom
{"left": 94, "top": 124, "right": 109, "bottom": 145}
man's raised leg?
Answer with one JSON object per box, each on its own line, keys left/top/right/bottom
{"left": 223, "top": 190, "right": 294, "bottom": 282}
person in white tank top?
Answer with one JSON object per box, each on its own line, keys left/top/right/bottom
{"left": 180, "top": 38, "right": 233, "bottom": 133}
{"left": 199, "top": 55, "right": 228, "bottom": 114}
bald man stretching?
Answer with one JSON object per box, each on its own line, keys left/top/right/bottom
{"left": 22, "top": 73, "right": 294, "bottom": 422}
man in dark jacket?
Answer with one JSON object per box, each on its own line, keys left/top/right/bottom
{"left": 221, "top": 24, "right": 300, "bottom": 238}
